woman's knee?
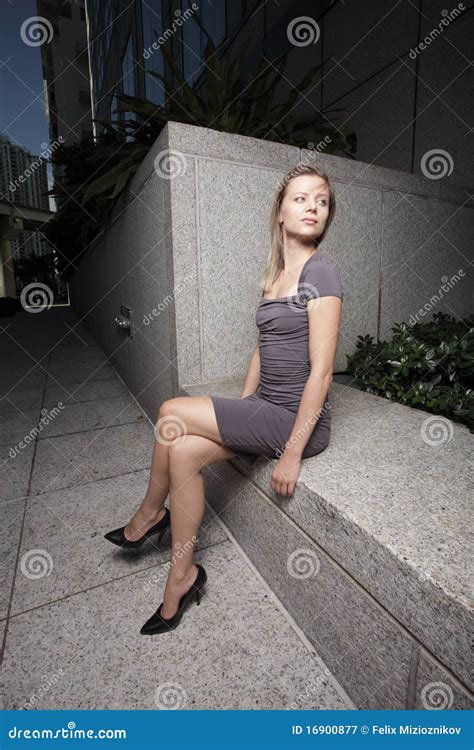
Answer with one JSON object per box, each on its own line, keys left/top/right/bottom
{"left": 168, "top": 435, "right": 203, "bottom": 468}
{"left": 155, "top": 399, "right": 188, "bottom": 444}
{"left": 158, "top": 397, "right": 183, "bottom": 420}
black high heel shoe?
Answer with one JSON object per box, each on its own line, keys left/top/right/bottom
{"left": 104, "top": 507, "right": 170, "bottom": 549}
{"left": 140, "top": 564, "right": 207, "bottom": 635}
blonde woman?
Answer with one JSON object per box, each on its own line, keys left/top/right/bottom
{"left": 105, "top": 163, "right": 343, "bottom": 635}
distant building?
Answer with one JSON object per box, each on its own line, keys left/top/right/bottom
{"left": 0, "top": 134, "right": 49, "bottom": 210}
{"left": 37, "top": 0, "right": 93, "bottom": 147}
{"left": 0, "top": 134, "right": 51, "bottom": 262}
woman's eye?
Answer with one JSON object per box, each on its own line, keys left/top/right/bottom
{"left": 295, "top": 197, "right": 327, "bottom": 204}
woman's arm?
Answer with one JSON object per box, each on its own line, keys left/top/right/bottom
{"left": 271, "top": 296, "right": 342, "bottom": 494}
{"left": 285, "top": 296, "right": 342, "bottom": 456}
{"left": 240, "top": 340, "right": 261, "bottom": 398}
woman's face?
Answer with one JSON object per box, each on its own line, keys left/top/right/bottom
{"left": 279, "top": 174, "right": 330, "bottom": 243}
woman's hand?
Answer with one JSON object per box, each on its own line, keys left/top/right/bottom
{"left": 271, "top": 452, "right": 301, "bottom": 496}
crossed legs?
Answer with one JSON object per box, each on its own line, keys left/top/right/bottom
{"left": 125, "top": 396, "right": 236, "bottom": 619}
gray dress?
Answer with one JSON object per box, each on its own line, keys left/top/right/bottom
{"left": 210, "top": 252, "right": 344, "bottom": 461}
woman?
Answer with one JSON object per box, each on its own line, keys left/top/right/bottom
{"left": 104, "top": 162, "right": 343, "bottom": 635}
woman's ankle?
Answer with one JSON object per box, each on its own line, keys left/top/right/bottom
{"left": 139, "top": 502, "right": 166, "bottom": 521}
{"left": 169, "top": 563, "right": 197, "bottom": 584}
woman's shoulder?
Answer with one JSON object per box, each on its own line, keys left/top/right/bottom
{"left": 307, "top": 251, "right": 338, "bottom": 269}
{"left": 302, "top": 252, "right": 344, "bottom": 299}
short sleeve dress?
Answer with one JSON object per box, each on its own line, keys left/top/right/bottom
{"left": 210, "top": 251, "right": 344, "bottom": 461}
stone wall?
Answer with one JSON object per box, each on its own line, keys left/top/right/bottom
{"left": 70, "top": 121, "right": 473, "bottom": 419}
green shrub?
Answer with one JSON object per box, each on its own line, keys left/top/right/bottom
{"left": 345, "top": 312, "right": 474, "bottom": 432}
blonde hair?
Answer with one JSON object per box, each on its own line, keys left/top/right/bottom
{"left": 260, "top": 163, "right": 336, "bottom": 292}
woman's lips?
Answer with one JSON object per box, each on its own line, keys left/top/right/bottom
{"left": 302, "top": 218, "right": 318, "bottom": 224}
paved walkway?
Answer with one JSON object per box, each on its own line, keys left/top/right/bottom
{"left": 0, "top": 306, "right": 353, "bottom": 710}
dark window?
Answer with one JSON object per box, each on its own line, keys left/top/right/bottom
{"left": 141, "top": 0, "right": 165, "bottom": 105}
{"left": 121, "top": 34, "right": 134, "bottom": 97}
{"left": 181, "top": 0, "right": 226, "bottom": 83}
{"left": 110, "top": 90, "right": 119, "bottom": 122}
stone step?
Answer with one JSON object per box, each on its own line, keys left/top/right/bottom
{"left": 183, "top": 379, "right": 473, "bottom": 709}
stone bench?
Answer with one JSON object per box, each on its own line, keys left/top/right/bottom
{"left": 181, "top": 379, "right": 473, "bottom": 710}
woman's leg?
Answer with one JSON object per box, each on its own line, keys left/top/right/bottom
{"left": 160, "top": 432, "right": 235, "bottom": 618}
{"left": 125, "top": 396, "right": 233, "bottom": 542}
{"left": 124, "top": 436, "right": 171, "bottom": 540}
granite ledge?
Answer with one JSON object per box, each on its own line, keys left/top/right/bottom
{"left": 182, "top": 378, "right": 473, "bottom": 690}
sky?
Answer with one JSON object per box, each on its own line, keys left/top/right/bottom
{"left": 0, "top": 0, "right": 52, "bottom": 158}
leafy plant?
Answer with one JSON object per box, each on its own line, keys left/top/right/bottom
{"left": 102, "top": 6, "right": 357, "bottom": 172}
{"left": 44, "top": 127, "right": 148, "bottom": 278}
{"left": 345, "top": 312, "right": 474, "bottom": 431}
{"left": 44, "top": 5, "right": 357, "bottom": 277}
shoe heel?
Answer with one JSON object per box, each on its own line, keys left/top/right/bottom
{"left": 196, "top": 582, "right": 207, "bottom": 606}
{"left": 157, "top": 527, "right": 169, "bottom": 544}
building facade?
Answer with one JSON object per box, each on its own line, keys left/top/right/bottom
{"left": 84, "top": 0, "right": 472, "bottom": 183}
